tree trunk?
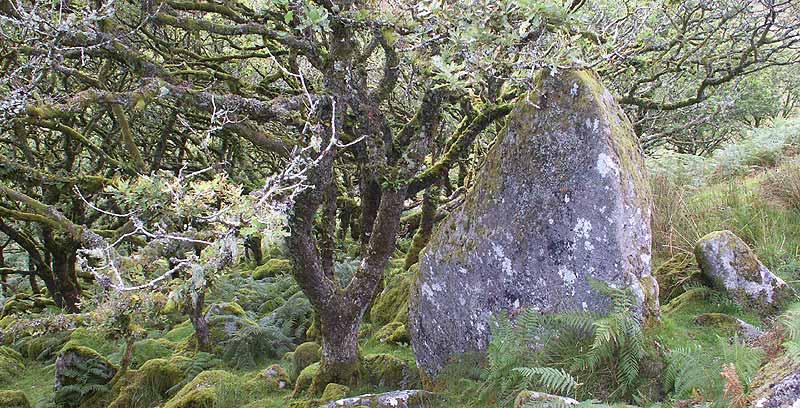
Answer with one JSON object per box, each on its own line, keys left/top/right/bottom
{"left": 404, "top": 185, "right": 439, "bottom": 270}
{"left": 244, "top": 236, "right": 263, "bottom": 265}
{"left": 188, "top": 291, "right": 210, "bottom": 351}
{"left": 311, "top": 306, "right": 363, "bottom": 392}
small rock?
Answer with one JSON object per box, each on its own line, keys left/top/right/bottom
{"left": 694, "top": 313, "right": 762, "bottom": 341}
{"left": 514, "top": 390, "right": 579, "bottom": 408}
{"left": 316, "top": 390, "right": 435, "bottom": 408}
{"left": 695, "top": 230, "right": 794, "bottom": 317}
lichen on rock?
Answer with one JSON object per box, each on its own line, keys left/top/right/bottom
{"left": 409, "top": 69, "right": 659, "bottom": 378}
{"left": 694, "top": 230, "right": 794, "bottom": 317}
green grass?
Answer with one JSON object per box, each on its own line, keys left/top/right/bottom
{"left": 0, "top": 360, "right": 55, "bottom": 407}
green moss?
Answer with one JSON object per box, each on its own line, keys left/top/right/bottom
{"left": 165, "top": 320, "right": 195, "bottom": 342}
{"left": 63, "top": 327, "right": 119, "bottom": 358}
{"left": 163, "top": 369, "right": 254, "bottom": 408}
{"left": 0, "top": 316, "right": 15, "bottom": 330}
{"left": 291, "top": 342, "right": 321, "bottom": 380}
{"left": 374, "top": 322, "right": 409, "bottom": 344}
{"left": 127, "top": 338, "right": 174, "bottom": 369}
{"left": 244, "top": 364, "right": 291, "bottom": 393}
{"left": 369, "top": 273, "right": 412, "bottom": 327}
{"left": 206, "top": 302, "right": 246, "bottom": 317}
{"left": 292, "top": 362, "right": 320, "bottom": 398}
{"left": 253, "top": 259, "right": 293, "bottom": 280}
{"left": 320, "top": 383, "right": 349, "bottom": 402}
{"left": 0, "top": 349, "right": 22, "bottom": 376}
{"left": 0, "top": 390, "right": 29, "bottom": 408}
{"left": 363, "top": 353, "right": 418, "bottom": 389}
{"left": 108, "top": 358, "right": 183, "bottom": 408}
{"left": 653, "top": 253, "right": 701, "bottom": 302}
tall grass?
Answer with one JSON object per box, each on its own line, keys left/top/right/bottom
{"left": 649, "top": 118, "right": 800, "bottom": 284}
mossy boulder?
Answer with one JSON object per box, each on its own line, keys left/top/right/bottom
{"left": 253, "top": 258, "right": 293, "bottom": 280}
{"left": 410, "top": 69, "right": 659, "bottom": 378}
{"left": 245, "top": 364, "right": 290, "bottom": 392}
{"left": 375, "top": 322, "right": 410, "bottom": 344}
{"left": 695, "top": 230, "right": 795, "bottom": 317}
{"left": 694, "top": 313, "right": 762, "bottom": 340}
{"left": 662, "top": 287, "right": 708, "bottom": 314}
{"left": 54, "top": 344, "right": 118, "bottom": 408}
{"left": 164, "top": 369, "right": 245, "bottom": 408}
{"left": 291, "top": 342, "right": 321, "bottom": 380}
{"left": 108, "top": 358, "right": 183, "bottom": 408}
{"left": 0, "top": 346, "right": 24, "bottom": 383}
{"left": 320, "top": 383, "right": 350, "bottom": 402}
{"left": 0, "top": 390, "right": 30, "bottom": 408}
{"left": 370, "top": 273, "right": 412, "bottom": 327}
{"left": 115, "top": 338, "right": 174, "bottom": 369}
{"left": 363, "top": 354, "right": 419, "bottom": 389}
{"left": 293, "top": 362, "right": 320, "bottom": 398}
{"left": 17, "top": 331, "right": 69, "bottom": 361}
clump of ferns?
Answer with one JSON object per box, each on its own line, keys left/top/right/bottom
{"left": 782, "top": 308, "right": 800, "bottom": 361}
{"left": 482, "top": 280, "right": 647, "bottom": 404}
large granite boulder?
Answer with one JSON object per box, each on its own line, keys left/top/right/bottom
{"left": 695, "top": 230, "right": 794, "bottom": 317}
{"left": 409, "top": 70, "right": 659, "bottom": 378}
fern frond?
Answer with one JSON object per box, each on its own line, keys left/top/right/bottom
{"left": 513, "top": 366, "right": 578, "bottom": 396}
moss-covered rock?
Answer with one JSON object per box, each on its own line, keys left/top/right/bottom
{"left": 315, "top": 390, "right": 436, "bottom": 408}
{"left": 662, "top": 287, "right": 708, "bottom": 314}
{"left": 320, "top": 383, "right": 350, "bottom": 402}
{"left": 0, "top": 390, "right": 30, "bottom": 408}
{"left": 245, "top": 364, "right": 291, "bottom": 392}
{"left": 205, "top": 302, "right": 246, "bottom": 317}
{"left": 293, "top": 362, "right": 320, "bottom": 398}
{"left": 694, "top": 313, "right": 762, "bottom": 340}
{"left": 291, "top": 342, "right": 321, "bottom": 380}
{"left": 163, "top": 370, "right": 237, "bottom": 408}
{"left": 17, "top": 331, "right": 69, "bottom": 361}
{"left": 0, "top": 346, "right": 24, "bottom": 383}
{"left": 513, "top": 390, "right": 579, "bottom": 408}
{"left": 108, "top": 358, "right": 183, "bottom": 408}
{"left": 695, "top": 230, "right": 795, "bottom": 317}
{"left": 370, "top": 273, "right": 412, "bottom": 327}
{"left": 113, "top": 338, "right": 174, "bottom": 369}
{"left": 54, "top": 344, "right": 118, "bottom": 408}
{"left": 363, "top": 354, "right": 419, "bottom": 389}
{"left": 253, "top": 258, "right": 293, "bottom": 280}
{"left": 375, "top": 322, "right": 410, "bottom": 344}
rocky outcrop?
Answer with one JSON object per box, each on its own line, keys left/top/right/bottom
{"left": 316, "top": 390, "right": 435, "bottom": 408}
{"left": 695, "top": 230, "right": 794, "bottom": 317}
{"left": 409, "top": 70, "right": 658, "bottom": 378}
